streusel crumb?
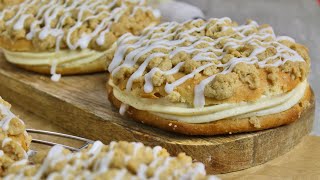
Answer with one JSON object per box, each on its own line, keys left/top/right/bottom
{"left": 3, "top": 141, "right": 217, "bottom": 179}
{"left": 204, "top": 73, "right": 239, "bottom": 100}
{"left": 0, "top": 97, "right": 31, "bottom": 176}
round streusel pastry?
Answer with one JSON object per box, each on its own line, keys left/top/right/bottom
{"left": 3, "top": 141, "right": 217, "bottom": 179}
{"left": 0, "top": 0, "right": 160, "bottom": 81}
{"left": 0, "top": 96, "right": 32, "bottom": 176}
{"left": 107, "top": 18, "right": 313, "bottom": 135}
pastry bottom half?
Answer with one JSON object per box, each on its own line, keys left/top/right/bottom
{"left": 14, "top": 55, "right": 107, "bottom": 75}
{"left": 107, "top": 83, "right": 314, "bottom": 135}
{"left": 1, "top": 43, "right": 116, "bottom": 75}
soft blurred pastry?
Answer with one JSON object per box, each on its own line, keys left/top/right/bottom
{"left": 0, "top": 0, "right": 160, "bottom": 81}
{"left": 0, "top": 0, "right": 24, "bottom": 10}
{"left": 107, "top": 18, "right": 312, "bottom": 135}
{"left": 0, "top": 97, "right": 32, "bottom": 176}
{"left": 4, "top": 141, "right": 217, "bottom": 179}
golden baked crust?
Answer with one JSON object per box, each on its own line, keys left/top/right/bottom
{"left": 3, "top": 141, "right": 216, "bottom": 179}
{"left": 15, "top": 52, "right": 107, "bottom": 75}
{"left": 108, "top": 18, "right": 310, "bottom": 105}
{"left": 0, "top": 97, "right": 32, "bottom": 176}
{"left": 107, "top": 83, "right": 314, "bottom": 135}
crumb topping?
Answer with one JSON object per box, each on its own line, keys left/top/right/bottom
{"left": 109, "top": 18, "right": 310, "bottom": 107}
{"left": 249, "top": 116, "right": 261, "bottom": 128}
{"left": 232, "top": 62, "right": 259, "bottom": 90}
{"left": 204, "top": 73, "right": 239, "bottom": 100}
{"left": 3, "top": 141, "right": 215, "bottom": 179}
{"left": 0, "top": 0, "right": 160, "bottom": 51}
{"left": 0, "top": 97, "right": 31, "bottom": 176}
{"left": 0, "top": 0, "right": 24, "bottom": 10}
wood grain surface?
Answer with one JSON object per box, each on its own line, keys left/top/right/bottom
{"left": 0, "top": 56, "right": 315, "bottom": 174}
{"left": 9, "top": 102, "right": 320, "bottom": 179}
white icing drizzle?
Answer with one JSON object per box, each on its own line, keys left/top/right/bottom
{"left": 144, "top": 62, "right": 184, "bottom": 93}
{"left": 50, "top": 60, "right": 61, "bottom": 82}
{"left": 153, "top": 157, "right": 172, "bottom": 179}
{"left": 34, "top": 145, "right": 65, "bottom": 179}
{"left": 165, "top": 62, "right": 214, "bottom": 94}
{"left": 88, "top": 140, "right": 104, "bottom": 155}
{"left": 1, "top": 0, "right": 159, "bottom": 82}
{"left": 114, "top": 169, "right": 127, "bottom": 180}
{"left": 4, "top": 141, "right": 211, "bottom": 179}
{"left": 119, "top": 103, "right": 129, "bottom": 116}
{"left": 109, "top": 18, "right": 306, "bottom": 109}
{"left": 127, "top": 53, "right": 167, "bottom": 92}
{"left": 137, "top": 164, "right": 148, "bottom": 179}
{"left": 11, "top": 159, "right": 28, "bottom": 166}
{"left": 2, "top": 137, "right": 12, "bottom": 147}
{"left": 13, "top": 14, "right": 32, "bottom": 30}
{"left": 0, "top": 102, "right": 25, "bottom": 132}
{"left": 2, "top": 0, "right": 157, "bottom": 50}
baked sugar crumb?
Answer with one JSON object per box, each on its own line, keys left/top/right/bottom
{"left": 249, "top": 116, "right": 261, "bottom": 128}
{"left": 2, "top": 141, "right": 217, "bottom": 179}
{"left": 0, "top": 97, "right": 31, "bottom": 176}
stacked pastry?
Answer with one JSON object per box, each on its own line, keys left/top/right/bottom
{"left": 0, "top": 0, "right": 160, "bottom": 81}
{"left": 4, "top": 141, "right": 217, "bottom": 179}
{"left": 0, "top": 97, "right": 32, "bottom": 176}
{"left": 107, "top": 18, "right": 312, "bottom": 135}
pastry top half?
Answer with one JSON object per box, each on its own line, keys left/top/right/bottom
{"left": 108, "top": 17, "right": 310, "bottom": 124}
{"left": 4, "top": 141, "right": 217, "bottom": 179}
{"left": 0, "top": 0, "right": 160, "bottom": 52}
{"left": 0, "top": 0, "right": 160, "bottom": 78}
{"left": 0, "top": 97, "right": 32, "bottom": 176}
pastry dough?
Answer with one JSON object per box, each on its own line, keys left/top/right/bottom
{"left": 107, "top": 18, "right": 312, "bottom": 135}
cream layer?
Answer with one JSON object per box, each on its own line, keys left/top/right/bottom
{"left": 110, "top": 80, "right": 307, "bottom": 124}
{"left": 2, "top": 46, "right": 115, "bottom": 67}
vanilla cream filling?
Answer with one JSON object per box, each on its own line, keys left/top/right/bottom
{"left": 3, "top": 45, "right": 115, "bottom": 82}
{"left": 3, "top": 48, "right": 109, "bottom": 67}
{"left": 110, "top": 80, "right": 307, "bottom": 124}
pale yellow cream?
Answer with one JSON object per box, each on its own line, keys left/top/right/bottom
{"left": 2, "top": 44, "right": 116, "bottom": 67}
{"left": 110, "top": 80, "right": 307, "bottom": 124}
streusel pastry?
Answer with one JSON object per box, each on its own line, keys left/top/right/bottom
{"left": 3, "top": 141, "right": 218, "bottom": 179}
{"left": 0, "top": 0, "right": 160, "bottom": 81}
{"left": 0, "top": 97, "right": 32, "bottom": 176}
{"left": 0, "top": 0, "right": 23, "bottom": 10}
{"left": 107, "top": 18, "right": 312, "bottom": 135}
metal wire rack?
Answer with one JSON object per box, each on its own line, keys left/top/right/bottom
{"left": 26, "top": 129, "right": 94, "bottom": 152}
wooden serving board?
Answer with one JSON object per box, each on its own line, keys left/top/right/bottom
{"left": 9, "top": 103, "right": 320, "bottom": 179}
{"left": 8, "top": 102, "right": 320, "bottom": 179}
{"left": 0, "top": 55, "right": 315, "bottom": 174}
